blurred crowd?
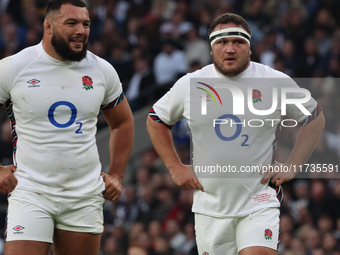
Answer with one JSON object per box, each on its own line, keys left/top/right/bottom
{"left": 1, "top": 0, "right": 340, "bottom": 254}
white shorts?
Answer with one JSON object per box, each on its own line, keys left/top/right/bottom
{"left": 195, "top": 207, "right": 280, "bottom": 255}
{"left": 5, "top": 188, "right": 105, "bottom": 243}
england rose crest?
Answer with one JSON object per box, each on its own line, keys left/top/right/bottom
{"left": 252, "top": 89, "right": 262, "bottom": 103}
{"left": 264, "top": 229, "right": 272, "bottom": 240}
{"left": 82, "top": 76, "right": 93, "bottom": 90}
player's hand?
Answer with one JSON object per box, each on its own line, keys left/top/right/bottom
{"left": 100, "top": 172, "right": 122, "bottom": 202}
{"left": 0, "top": 164, "right": 17, "bottom": 194}
{"left": 261, "top": 162, "right": 296, "bottom": 187}
{"left": 171, "top": 164, "right": 204, "bottom": 192}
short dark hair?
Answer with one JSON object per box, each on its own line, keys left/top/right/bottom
{"left": 46, "top": 0, "right": 87, "bottom": 16}
{"left": 208, "top": 13, "right": 252, "bottom": 37}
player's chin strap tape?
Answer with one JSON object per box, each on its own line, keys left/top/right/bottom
{"left": 209, "top": 27, "right": 251, "bottom": 46}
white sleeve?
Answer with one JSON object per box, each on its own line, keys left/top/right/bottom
{"left": 97, "top": 59, "right": 123, "bottom": 108}
{"left": 280, "top": 78, "right": 319, "bottom": 124}
{"left": 0, "top": 56, "right": 16, "bottom": 105}
{"left": 151, "top": 75, "right": 189, "bottom": 126}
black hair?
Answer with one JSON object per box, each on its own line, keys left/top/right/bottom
{"left": 208, "top": 13, "right": 252, "bottom": 37}
{"left": 46, "top": 0, "right": 87, "bottom": 15}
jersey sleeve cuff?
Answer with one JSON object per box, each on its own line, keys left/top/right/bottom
{"left": 149, "top": 108, "right": 173, "bottom": 129}
{"left": 101, "top": 92, "right": 125, "bottom": 110}
{"left": 298, "top": 104, "right": 322, "bottom": 126}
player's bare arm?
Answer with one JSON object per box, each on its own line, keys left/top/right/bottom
{"left": 262, "top": 111, "right": 325, "bottom": 186}
{"left": 0, "top": 164, "right": 17, "bottom": 194}
{"left": 146, "top": 116, "right": 204, "bottom": 192}
{"left": 101, "top": 97, "right": 134, "bottom": 202}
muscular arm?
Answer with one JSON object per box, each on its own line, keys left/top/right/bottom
{"left": 146, "top": 115, "right": 204, "bottom": 191}
{"left": 146, "top": 116, "right": 181, "bottom": 172}
{"left": 100, "top": 97, "right": 134, "bottom": 201}
{"left": 286, "top": 111, "right": 325, "bottom": 166}
{"left": 262, "top": 111, "right": 325, "bottom": 185}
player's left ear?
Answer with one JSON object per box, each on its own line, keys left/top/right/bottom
{"left": 249, "top": 49, "right": 252, "bottom": 56}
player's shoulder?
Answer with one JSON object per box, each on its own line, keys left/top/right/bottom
{"left": 248, "top": 61, "right": 289, "bottom": 79}
{"left": 177, "top": 64, "right": 215, "bottom": 82}
{"left": 85, "top": 51, "right": 113, "bottom": 69}
{"left": 171, "top": 64, "right": 214, "bottom": 89}
{"left": 169, "top": 64, "right": 213, "bottom": 90}
{"left": 165, "top": 64, "right": 214, "bottom": 95}
{"left": 189, "top": 64, "right": 215, "bottom": 78}
{"left": 0, "top": 44, "right": 40, "bottom": 74}
{"left": 248, "top": 62, "right": 298, "bottom": 89}
{"left": 84, "top": 51, "right": 122, "bottom": 90}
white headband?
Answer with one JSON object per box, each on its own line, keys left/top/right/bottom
{"left": 209, "top": 27, "right": 251, "bottom": 46}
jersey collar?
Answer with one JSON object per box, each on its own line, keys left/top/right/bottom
{"left": 37, "top": 41, "right": 75, "bottom": 66}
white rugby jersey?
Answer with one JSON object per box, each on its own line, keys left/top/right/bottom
{"left": 0, "top": 42, "right": 123, "bottom": 197}
{"left": 151, "top": 62, "right": 320, "bottom": 217}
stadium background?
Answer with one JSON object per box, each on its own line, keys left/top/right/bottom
{"left": 0, "top": 0, "right": 340, "bottom": 254}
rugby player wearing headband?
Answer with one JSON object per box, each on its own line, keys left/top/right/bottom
{"left": 147, "top": 13, "right": 325, "bottom": 255}
{"left": 0, "top": 1, "right": 134, "bottom": 254}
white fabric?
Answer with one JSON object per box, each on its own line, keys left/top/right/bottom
{"left": 209, "top": 27, "right": 251, "bottom": 46}
{"left": 0, "top": 42, "right": 122, "bottom": 197}
{"left": 152, "top": 62, "right": 318, "bottom": 217}
{"left": 195, "top": 207, "right": 280, "bottom": 255}
{"left": 6, "top": 188, "right": 105, "bottom": 242}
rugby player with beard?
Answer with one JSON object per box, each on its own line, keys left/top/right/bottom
{"left": 0, "top": 1, "right": 134, "bottom": 254}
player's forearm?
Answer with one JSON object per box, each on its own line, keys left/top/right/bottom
{"left": 107, "top": 120, "right": 134, "bottom": 181}
{"left": 286, "top": 112, "right": 325, "bottom": 167}
{"left": 146, "top": 116, "right": 182, "bottom": 173}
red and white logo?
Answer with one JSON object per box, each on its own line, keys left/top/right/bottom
{"left": 264, "top": 229, "right": 273, "bottom": 240}
{"left": 13, "top": 225, "right": 25, "bottom": 232}
{"left": 252, "top": 89, "right": 262, "bottom": 103}
{"left": 27, "top": 79, "right": 40, "bottom": 88}
{"left": 27, "top": 79, "right": 40, "bottom": 85}
{"left": 82, "top": 76, "right": 93, "bottom": 90}
{"left": 252, "top": 193, "right": 272, "bottom": 202}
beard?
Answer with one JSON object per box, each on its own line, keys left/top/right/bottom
{"left": 51, "top": 28, "right": 88, "bottom": 62}
{"left": 212, "top": 53, "right": 249, "bottom": 77}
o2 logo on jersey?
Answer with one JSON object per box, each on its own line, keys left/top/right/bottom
{"left": 214, "top": 114, "right": 249, "bottom": 146}
{"left": 48, "top": 101, "right": 83, "bottom": 134}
